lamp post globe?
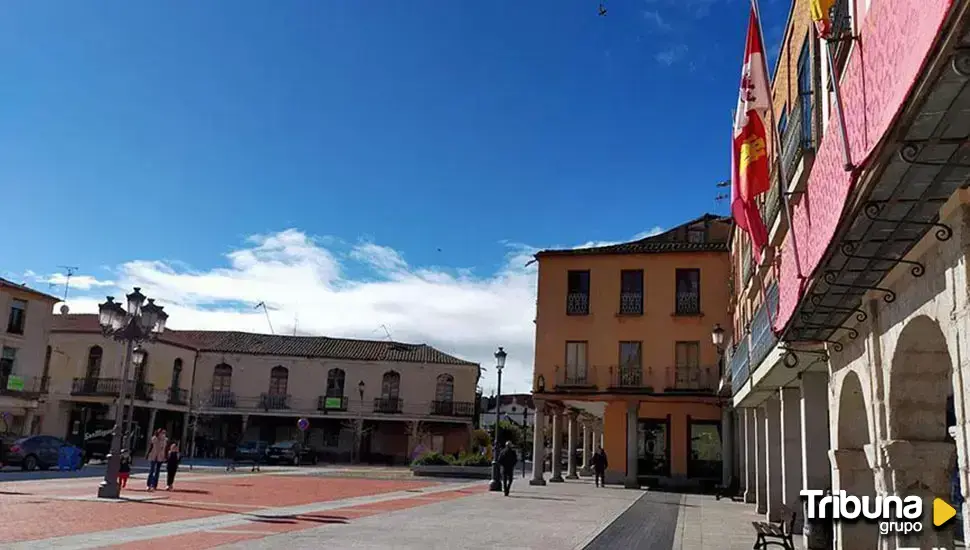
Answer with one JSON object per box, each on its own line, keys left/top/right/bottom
{"left": 489, "top": 347, "right": 507, "bottom": 492}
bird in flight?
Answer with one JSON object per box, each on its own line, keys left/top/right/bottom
{"left": 598, "top": 4, "right": 607, "bottom": 16}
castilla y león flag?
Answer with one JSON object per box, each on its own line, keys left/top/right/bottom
{"left": 732, "top": 6, "right": 771, "bottom": 259}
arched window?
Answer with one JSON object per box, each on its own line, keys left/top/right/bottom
{"left": 171, "top": 358, "right": 183, "bottom": 389}
{"left": 326, "top": 368, "right": 345, "bottom": 397}
{"left": 381, "top": 370, "right": 400, "bottom": 399}
{"left": 85, "top": 346, "right": 103, "bottom": 379}
{"left": 212, "top": 363, "right": 232, "bottom": 392}
{"left": 434, "top": 374, "right": 454, "bottom": 403}
{"left": 269, "top": 366, "right": 289, "bottom": 395}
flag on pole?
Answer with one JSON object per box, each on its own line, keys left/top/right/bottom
{"left": 731, "top": 7, "right": 771, "bottom": 259}
{"left": 810, "top": 0, "right": 836, "bottom": 39}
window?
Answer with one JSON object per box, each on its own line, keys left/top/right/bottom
{"left": 619, "top": 270, "right": 644, "bottom": 315}
{"left": 618, "top": 342, "right": 642, "bottom": 386}
{"left": 171, "top": 359, "right": 183, "bottom": 389}
{"left": 566, "top": 270, "right": 590, "bottom": 315}
{"left": 564, "top": 341, "right": 588, "bottom": 383}
{"left": 7, "top": 299, "right": 26, "bottom": 334}
{"left": 381, "top": 370, "right": 401, "bottom": 399}
{"left": 212, "top": 363, "right": 232, "bottom": 392}
{"left": 435, "top": 374, "right": 455, "bottom": 402}
{"left": 326, "top": 368, "right": 346, "bottom": 397}
{"left": 675, "top": 341, "right": 701, "bottom": 389}
{"left": 687, "top": 226, "right": 706, "bottom": 243}
{"left": 269, "top": 366, "right": 289, "bottom": 395}
{"left": 1, "top": 347, "right": 16, "bottom": 378}
{"left": 777, "top": 108, "right": 788, "bottom": 138}
{"left": 797, "top": 37, "right": 813, "bottom": 148}
{"left": 675, "top": 269, "right": 701, "bottom": 315}
{"left": 85, "top": 346, "right": 103, "bottom": 379}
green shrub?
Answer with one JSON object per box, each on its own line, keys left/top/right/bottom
{"left": 411, "top": 451, "right": 453, "bottom": 466}
{"left": 455, "top": 453, "right": 491, "bottom": 467}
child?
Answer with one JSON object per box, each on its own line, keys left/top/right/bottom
{"left": 165, "top": 441, "right": 180, "bottom": 491}
{"left": 118, "top": 451, "right": 131, "bottom": 489}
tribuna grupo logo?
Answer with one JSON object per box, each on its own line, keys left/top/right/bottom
{"left": 801, "top": 490, "right": 924, "bottom": 535}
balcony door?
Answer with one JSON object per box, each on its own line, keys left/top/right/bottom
{"left": 565, "top": 341, "right": 588, "bottom": 384}
{"left": 618, "top": 342, "right": 642, "bottom": 387}
{"left": 381, "top": 371, "right": 400, "bottom": 400}
{"left": 674, "top": 341, "right": 700, "bottom": 390}
{"left": 269, "top": 366, "right": 288, "bottom": 395}
{"left": 434, "top": 374, "right": 455, "bottom": 415}
{"left": 212, "top": 364, "right": 232, "bottom": 392}
{"left": 85, "top": 346, "right": 103, "bottom": 379}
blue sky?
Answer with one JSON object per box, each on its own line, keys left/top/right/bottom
{"left": 2, "top": 0, "right": 790, "bottom": 392}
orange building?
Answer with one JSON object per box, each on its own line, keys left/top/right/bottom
{"left": 529, "top": 214, "right": 732, "bottom": 490}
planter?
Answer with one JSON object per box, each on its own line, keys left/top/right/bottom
{"left": 410, "top": 465, "right": 492, "bottom": 479}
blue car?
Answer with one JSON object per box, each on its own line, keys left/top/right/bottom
{"left": 5, "top": 435, "right": 84, "bottom": 471}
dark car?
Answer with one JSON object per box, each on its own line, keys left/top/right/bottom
{"left": 233, "top": 441, "right": 269, "bottom": 464}
{"left": 265, "top": 441, "right": 316, "bottom": 466}
{"left": 6, "top": 435, "right": 84, "bottom": 471}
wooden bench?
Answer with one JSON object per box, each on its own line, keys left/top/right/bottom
{"left": 752, "top": 503, "right": 796, "bottom": 550}
{"left": 714, "top": 475, "right": 743, "bottom": 501}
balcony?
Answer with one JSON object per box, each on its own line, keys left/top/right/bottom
{"left": 260, "top": 393, "right": 291, "bottom": 410}
{"left": 829, "top": 0, "right": 853, "bottom": 75}
{"left": 750, "top": 284, "right": 779, "bottom": 371}
{"left": 781, "top": 99, "right": 812, "bottom": 186}
{"left": 71, "top": 378, "right": 154, "bottom": 400}
{"left": 0, "top": 375, "right": 48, "bottom": 399}
{"left": 553, "top": 365, "right": 598, "bottom": 390}
{"left": 207, "top": 390, "right": 237, "bottom": 408}
{"left": 675, "top": 292, "right": 700, "bottom": 315}
{"left": 619, "top": 292, "right": 643, "bottom": 315}
{"left": 665, "top": 365, "right": 718, "bottom": 394}
{"left": 318, "top": 395, "right": 348, "bottom": 412}
{"left": 166, "top": 387, "right": 189, "bottom": 406}
{"left": 730, "top": 336, "right": 751, "bottom": 391}
{"left": 373, "top": 397, "right": 403, "bottom": 414}
{"left": 430, "top": 400, "right": 475, "bottom": 417}
{"left": 762, "top": 169, "right": 782, "bottom": 232}
{"left": 607, "top": 364, "right": 651, "bottom": 392}
{"left": 566, "top": 292, "right": 589, "bottom": 315}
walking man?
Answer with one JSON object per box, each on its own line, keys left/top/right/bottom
{"left": 497, "top": 441, "right": 518, "bottom": 496}
{"left": 592, "top": 446, "right": 608, "bottom": 487}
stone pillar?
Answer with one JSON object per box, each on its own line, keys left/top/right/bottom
{"left": 598, "top": 429, "right": 605, "bottom": 451}
{"left": 549, "top": 411, "right": 564, "bottom": 482}
{"left": 755, "top": 405, "right": 767, "bottom": 513}
{"left": 147, "top": 408, "right": 158, "bottom": 437}
{"left": 580, "top": 423, "right": 592, "bottom": 476}
{"left": 625, "top": 401, "right": 640, "bottom": 489}
{"left": 21, "top": 409, "right": 36, "bottom": 436}
{"left": 181, "top": 411, "right": 190, "bottom": 447}
{"left": 830, "top": 449, "right": 880, "bottom": 550}
{"left": 764, "top": 396, "right": 783, "bottom": 522}
{"left": 743, "top": 408, "right": 757, "bottom": 503}
{"left": 799, "top": 371, "right": 830, "bottom": 549}
{"left": 721, "top": 406, "right": 734, "bottom": 486}
{"left": 530, "top": 401, "right": 547, "bottom": 485}
{"left": 566, "top": 412, "right": 579, "bottom": 479}
{"left": 353, "top": 418, "right": 363, "bottom": 463}
{"left": 408, "top": 420, "right": 420, "bottom": 459}
{"left": 779, "top": 388, "right": 803, "bottom": 533}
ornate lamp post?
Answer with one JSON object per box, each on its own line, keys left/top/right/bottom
{"left": 124, "top": 345, "right": 147, "bottom": 451}
{"left": 488, "top": 347, "right": 507, "bottom": 492}
{"left": 356, "top": 380, "right": 365, "bottom": 463}
{"left": 712, "top": 323, "right": 726, "bottom": 379}
{"left": 96, "top": 288, "right": 168, "bottom": 499}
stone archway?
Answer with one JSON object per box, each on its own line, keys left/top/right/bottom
{"left": 833, "top": 370, "right": 879, "bottom": 549}
{"left": 885, "top": 315, "right": 957, "bottom": 549}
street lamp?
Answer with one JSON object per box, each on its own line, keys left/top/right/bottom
{"left": 355, "top": 380, "right": 365, "bottom": 463}
{"left": 124, "top": 345, "right": 147, "bottom": 450}
{"left": 96, "top": 288, "right": 168, "bottom": 499}
{"left": 712, "top": 324, "right": 726, "bottom": 383}
{"left": 489, "top": 346, "right": 507, "bottom": 492}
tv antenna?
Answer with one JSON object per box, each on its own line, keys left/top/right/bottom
{"left": 51, "top": 266, "right": 80, "bottom": 302}
{"left": 254, "top": 302, "right": 275, "bottom": 334}
{"left": 715, "top": 180, "right": 731, "bottom": 210}
{"left": 371, "top": 324, "right": 393, "bottom": 341}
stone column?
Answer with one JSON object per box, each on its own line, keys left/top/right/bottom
{"left": 180, "top": 411, "right": 190, "bottom": 447}
{"left": 549, "top": 411, "right": 564, "bottom": 482}
{"left": 530, "top": 401, "right": 547, "bottom": 485}
{"left": 625, "top": 401, "right": 640, "bottom": 489}
{"left": 580, "top": 422, "right": 593, "bottom": 476}
{"left": 779, "top": 388, "right": 803, "bottom": 533}
{"left": 148, "top": 408, "right": 158, "bottom": 437}
{"left": 353, "top": 418, "right": 363, "bottom": 463}
{"left": 764, "top": 396, "right": 782, "bottom": 522}
{"left": 755, "top": 405, "right": 767, "bottom": 513}
{"left": 830, "top": 449, "right": 880, "bottom": 550}
{"left": 800, "top": 371, "right": 831, "bottom": 492}
{"left": 21, "top": 409, "right": 36, "bottom": 436}
{"left": 721, "top": 406, "right": 734, "bottom": 486}
{"left": 598, "top": 429, "right": 605, "bottom": 451}
{"left": 743, "top": 408, "right": 757, "bottom": 503}
{"left": 566, "top": 412, "right": 579, "bottom": 479}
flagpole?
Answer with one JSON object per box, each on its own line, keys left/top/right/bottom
{"left": 750, "top": 0, "right": 804, "bottom": 286}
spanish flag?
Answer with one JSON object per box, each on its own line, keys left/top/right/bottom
{"left": 811, "top": 0, "right": 836, "bottom": 39}
{"left": 731, "top": 7, "right": 771, "bottom": 259}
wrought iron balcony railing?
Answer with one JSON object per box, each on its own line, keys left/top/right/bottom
{"left": 208, "top": 390, "right": 237, "bottom": 408}
{"left": 317, "top": 395, "right": 348, "bottom": 412}
{"left": 71, "top": 377, "right": 153, "bottom": 400}
{"left": 0, "top": 375, "right": 49, "bottom": 398}
{"left": 430, "top": 400, "right": 475, "bottom": 417}
{"left": 750, "top": 284, "right": 780, "bottom": 370}
{"left": 554, "top": 365, "right": 597, "bottom": 389}
{"left": 167, "top": 387, "right": 189, "bottom": 406}
{"left": 260, "top": 393, "right": 291, "bottom": 410}
{"left": 666, "top": 365, "right": 718, "bottom": 393}
{"left": 566, "top": 292, "right": 590, "bottom": 315}
{"left": 763, "top": 169, "right": 782, "bottom": 231}
{"left": 830, "top": 0, "right": 853, "bottom": 74}
{"left": 608, "top": 364, "right": 650, "bottom": 391}
{"left": 373, "top": 397, "right": 403, "bottom": 414}
{"left": 619, "top": 292, "right": 643, "bottom": 315}
{"left": 781, "top": 99, "right": 813, "bottom": 185}
{"left": 675, "top": 292, "right": 700, "bottom": 315}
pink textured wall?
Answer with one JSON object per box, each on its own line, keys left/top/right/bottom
{"left": 774, "top": 0, "right": 955, "bottom": 332}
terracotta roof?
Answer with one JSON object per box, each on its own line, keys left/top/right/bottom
{"left": 535, "top": 214, "right": 731, "bottom": 258}
{"left": 0, "top": 277, "right": 61, "bottom": 302}
{"left": 51, "top": 314, "right": 477, "bottom": 366}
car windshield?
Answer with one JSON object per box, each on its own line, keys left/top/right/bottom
{"left": 272, "top": 441, "right": 296, "bottom": 449}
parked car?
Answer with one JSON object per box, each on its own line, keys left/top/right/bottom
{"left": 233, "top": 441, "right": 269, "bottom": 465}
{"left": 5, "top": 435, "right": 84, "bottom": 471}
{"left": 265, "top": 440, "right": 317, "bottom": 466}
{"left": 0, "top": 432, "right": 21, "bottom": 466}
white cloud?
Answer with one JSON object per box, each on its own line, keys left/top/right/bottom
{"left": 43, "top": 273, "right": 116, "bottom": 291}
{"left": 656, "top": 44, "right": 689, "bottom": 66}
{"left": 642, "top": 10, "right": 673, "bottom": 32}
{"left": 573, "top": 226, "right": 665, "bottom": 250}
{"left": 52, "top": 227, "right": 664, "bottom": 394}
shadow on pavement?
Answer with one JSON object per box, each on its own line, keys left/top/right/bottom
{"left": 507, "top": 494, "right": 576, "bottom": 502}
{"left": 130, "top": 496, "right": 349, "bottom": 525}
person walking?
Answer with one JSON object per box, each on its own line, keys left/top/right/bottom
{"left": 592, "top": 446, "right": 608, "bottom": 488}
{"left": 165, "top": 441, "right": 181, "bottom": 490}
{"left": 497, "top": 441, "right": 518, "bottom": 496}
{"left": 145, "top": 428, "right": 168, "bottom": 491}
{"left": 118, "top": 451, "right": 131, "bottom": 489}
